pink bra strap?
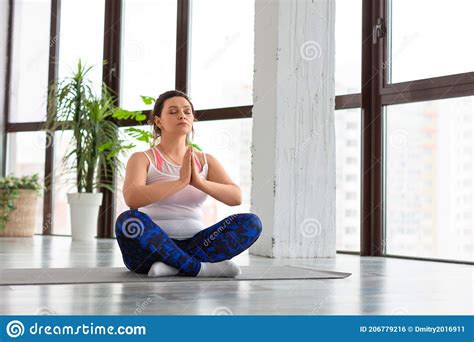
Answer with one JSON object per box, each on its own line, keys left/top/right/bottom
{"left": 193, "top": 153, "right": 202, "bottom": 171}
{"left": 152, "top": 147, "right": 163, "bottom": 171}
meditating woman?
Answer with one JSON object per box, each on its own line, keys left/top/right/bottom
{"left": 115, "top": 90, "right": 263, "bottom": 278}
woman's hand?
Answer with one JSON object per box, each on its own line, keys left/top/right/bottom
{"left": 190, "top": 150, "right": 206, "bottom": 190}
{"left": 179, "top": 146, "right": 193, "bottom": 185}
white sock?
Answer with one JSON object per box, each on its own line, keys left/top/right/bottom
{"left": 197, "top": 260, "right": 241, "bottom": 278}
{"left": 148, "top": 262, "right": 179, "bottom": 277}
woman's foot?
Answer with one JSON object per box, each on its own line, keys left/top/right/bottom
{"left": 197, "top": 260, "right": 241, "bottom": 278}
{"left": 147, "top": 260, "right": 242, "bottom": 278}
{"left": 148, "top": 262, "right": 180, "bottom": 277}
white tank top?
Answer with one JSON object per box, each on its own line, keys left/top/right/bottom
{"left": 139, "top": 146, "right": 209, "bottom": 240}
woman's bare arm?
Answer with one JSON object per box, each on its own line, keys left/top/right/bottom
{"left": 193, "top": 153, "right": 242, "bottom": 206}
{"left": 123, "top": 152, "right": 187, "bottom": 209}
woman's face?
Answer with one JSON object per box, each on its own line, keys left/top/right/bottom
{"left": 155, "top": 96, "right": 194, "bottom": 135}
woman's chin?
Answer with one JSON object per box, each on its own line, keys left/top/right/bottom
{"left": 173, "top": 127, "right": 190, "bottom": 135}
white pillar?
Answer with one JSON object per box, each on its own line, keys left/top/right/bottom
{"left": 250, "top": 0, "right": 336, "bottom": 258}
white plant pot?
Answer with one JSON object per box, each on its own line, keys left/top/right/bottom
{"left": 67, "top": 192, "right": 103, "bottom": 241}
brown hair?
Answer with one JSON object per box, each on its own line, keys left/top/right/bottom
{"left": 148, "top": 90, "right": 197, "bottom": 146}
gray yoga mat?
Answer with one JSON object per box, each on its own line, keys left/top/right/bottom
{"left": 0, "top": 265, "right": 350, "bottom": 286}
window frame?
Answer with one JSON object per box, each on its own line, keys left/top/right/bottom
{"left": 357, "top": 0, "right": 474, "bottom": 264}
{"left": 2, "top": 0, "right": 473, "bottom": 265}
{"left": 2, "top": 0, "right": 252, "bottom": 238}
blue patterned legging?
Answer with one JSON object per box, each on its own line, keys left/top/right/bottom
{"left": 114, "top": 209, "right": 263, "bottom": 276}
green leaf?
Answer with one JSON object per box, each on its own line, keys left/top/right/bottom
{"left": 112, "top": 109, "right": 146, "bottom": 122}
{"left": 187, "top": 142, "right": 203, "bottom": 151}
{"left": 124, "top": 127, "right": 153, "bottom": 143}
{"left": 136, "top": 114, "right": 147, "bottom": 122}
{"left": 140, "top": 95, "right": 156, "bottom": 105}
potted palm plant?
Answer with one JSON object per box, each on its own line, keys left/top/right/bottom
{"left": 44, "top": 60, "right": 146, "bottom": 241}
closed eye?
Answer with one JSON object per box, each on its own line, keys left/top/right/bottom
{"left": 170, "top": 111, "right": 192, "bottom": 114}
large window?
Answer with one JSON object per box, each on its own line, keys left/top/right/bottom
{"left": 335, "top": 109, "right": 361, "bottom": 252}
{"left": 120, "top": 0, "right": 177, "bottom": 110}
{"left": 5, "top": 0, "right": 472, "bottom": 264}
{"left": 388, "top": 0, "right": 474, "bottom": 83}
{"left": 385, "top": 97, "right": 473, "bottom": 262}
{"left": 335, "top": 0, "right": 362, "bottom": 252}
{"left": 58, "top": 0, "right": 105, "bottom": 88}
{"left": 335, "top": 0, "right": 361, "bottom": 95}
{"left": 44, "top": 0, "right": 106, "bottom": 235}
{"left": 9, "top": 0, "right": 51, "bottom": 123}
{"left": 352, "top": 0, "right": 474, "bottom": 262}
{"left": 193, "top": 118, "right": 252, "bottom": 224}
{"left": 188, "top": 0, "right": 254, "bottom": 110}
{"left": 4, "top": 0, "right": 255, "bottom": 238}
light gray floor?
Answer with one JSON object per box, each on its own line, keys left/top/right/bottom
{"left": 0, "top": 236, "right": 472, "bottom": 315}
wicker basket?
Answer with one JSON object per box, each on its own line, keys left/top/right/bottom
{"left": 0, "top": 189, "right": 38, "bottom": 237}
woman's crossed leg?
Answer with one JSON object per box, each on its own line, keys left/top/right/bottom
{"left": 114, "top": 209, "right": 262, "bottom": 277}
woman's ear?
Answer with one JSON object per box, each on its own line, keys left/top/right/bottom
{"left": 154, "top": 117, "right": 161, "bottom": 127}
